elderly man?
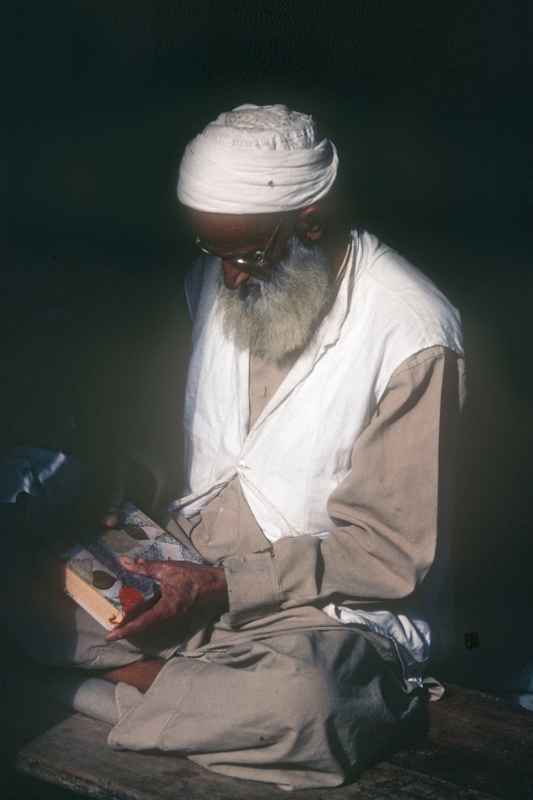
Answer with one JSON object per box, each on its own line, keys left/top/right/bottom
{"left": 13, "top": 104, "right": 465, "bottom": 790}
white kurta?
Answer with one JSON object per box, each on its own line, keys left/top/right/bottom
{"left": 175, "top": 229, "right": 463, "bottom": 542}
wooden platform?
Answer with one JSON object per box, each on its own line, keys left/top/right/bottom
{"left": 8, "top": 683, "right": 533, "bottom": 800}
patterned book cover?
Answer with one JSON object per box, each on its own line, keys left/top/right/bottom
{"left": 60, "top": 503, "right": 204, "bottom": 630}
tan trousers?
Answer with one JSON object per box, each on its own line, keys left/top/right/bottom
{"left": 10, "top": 584, "right": 427, "bottom": 789}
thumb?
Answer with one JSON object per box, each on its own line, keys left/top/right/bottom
{"left": 101, "top": 509, "right": 123, "bottom": 529}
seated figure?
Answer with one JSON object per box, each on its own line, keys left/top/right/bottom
{"left": 8, "top": 104, "right": 465, "bottom": 790}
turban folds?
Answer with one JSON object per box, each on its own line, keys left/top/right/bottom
{"left": 177, "top": 104, "right": 339, "bottom": 214}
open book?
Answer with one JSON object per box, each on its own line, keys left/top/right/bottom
{"left": 59, "top": 503, "right": 204, "bottom": 630}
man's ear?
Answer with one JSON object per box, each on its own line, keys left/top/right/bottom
{"left": 294, "top": 204, "right": 325, "bottom": 242}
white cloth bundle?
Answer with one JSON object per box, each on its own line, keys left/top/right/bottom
{"left": 177, "top": 104, "right": 339, "bottom": 213}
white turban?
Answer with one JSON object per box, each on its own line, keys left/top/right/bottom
{"left": 177, "top": 104, "right": 339, "bottom": 214}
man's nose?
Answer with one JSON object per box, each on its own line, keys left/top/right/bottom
{"left": 222, "top": 261, "right": 251, "bottom": 290}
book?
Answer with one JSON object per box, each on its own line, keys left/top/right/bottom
{"left": 59, "top": 502, "right": 204, "bottom": 630}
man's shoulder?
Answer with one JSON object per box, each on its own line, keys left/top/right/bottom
{"left": 354, "top": 229, "right": 459, "bottom": 319}
{"left": 350, "top": 229, "right": 463, "bottom": 354}
{"left": 354, "top": 229, "right": 439, "bottom": 294}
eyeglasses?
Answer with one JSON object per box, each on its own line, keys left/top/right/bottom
{"left": 195, "top": 223, "right": 281, "bottom": 277}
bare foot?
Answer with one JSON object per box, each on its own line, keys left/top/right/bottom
{"left": 101, "top": 658, "right": 165, "bottom": 693}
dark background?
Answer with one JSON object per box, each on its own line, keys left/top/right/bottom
{"left": 3, "top": 1, "right": 533, "bottom": 692}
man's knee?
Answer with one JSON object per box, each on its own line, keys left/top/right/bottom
{"left": 264, "top": 630, "right": 427, "bottom": 771}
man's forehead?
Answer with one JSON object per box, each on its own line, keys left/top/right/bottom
{"left": 184, "top": 207, "right": 282, "bottom": 245}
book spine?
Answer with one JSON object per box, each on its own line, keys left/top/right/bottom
{"left": 63, "top": 565, "right": 124, "bottom": 630}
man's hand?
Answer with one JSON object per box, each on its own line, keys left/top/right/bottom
{"left": 106, "top": 558, "right": 228, "bottom": 642}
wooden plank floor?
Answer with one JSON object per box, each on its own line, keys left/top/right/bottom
{"left": 8, "top": 683, "right": 533, "bottom": 800}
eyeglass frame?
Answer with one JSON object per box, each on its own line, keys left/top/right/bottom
{"left": 195, "top": 222, "right": 281, "bottom": 278}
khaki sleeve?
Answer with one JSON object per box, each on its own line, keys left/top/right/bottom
{"left": 224, "top": 345, "right": 465, "bottom": 626}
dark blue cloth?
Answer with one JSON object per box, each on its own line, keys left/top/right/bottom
{"left": 0, "top": 447, "right": 83, "bottom": 505}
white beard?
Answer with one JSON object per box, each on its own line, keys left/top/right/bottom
{"left": 217, "top": 237, "right": 335, "bottom": 364}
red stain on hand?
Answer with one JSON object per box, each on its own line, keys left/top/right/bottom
{"left": 119, "top": 585, "right": 145, "bottom": 618}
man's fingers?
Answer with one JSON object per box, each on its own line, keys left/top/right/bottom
{"left": 119, "top": 557, "right": 178, "bottom": 582}
{"left": 101, "top": 509, "right": 122, "bottom": 529}
{"left": 106, "top": 602, "right": 165, "bottom": 641}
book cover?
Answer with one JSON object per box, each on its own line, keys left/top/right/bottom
{"left": 60, "top": 503, "right": 204, "bottom": 630}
